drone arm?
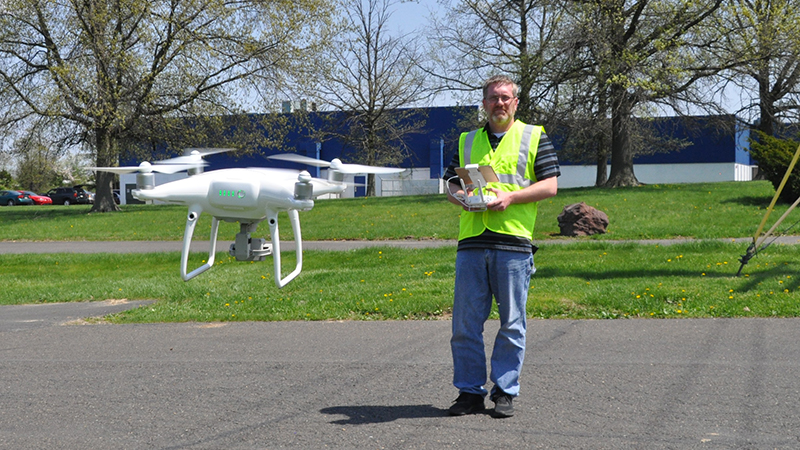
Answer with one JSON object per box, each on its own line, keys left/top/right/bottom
{"left": 181, "top": 208, "right": 220, "bottom": 281}
{"left": 269, "top": 209, "right": 303, "bottom": 288}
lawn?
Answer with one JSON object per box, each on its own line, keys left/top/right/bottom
{"left": 1, "top": 180, "right": 798, "bottom": 322}
{"left": 0, "top": 180, "right": 786, "bottom": 242}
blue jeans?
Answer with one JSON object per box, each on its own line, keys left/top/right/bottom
{"left": 451, "top": 248, "right": 535, "bottom": 397}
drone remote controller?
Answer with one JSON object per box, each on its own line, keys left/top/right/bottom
{"left": 466, "top": 193, "right": 496, "bottom": 206}
{"left": 453, "top": 164, "right": 499, "bottom": 209}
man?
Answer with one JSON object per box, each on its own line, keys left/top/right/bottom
{"left": 443, "top": 75, "right": 559, "bottom": 418}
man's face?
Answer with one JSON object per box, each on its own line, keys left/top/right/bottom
{"left": 482, "top": 82, "right": 518, "bottom": 130}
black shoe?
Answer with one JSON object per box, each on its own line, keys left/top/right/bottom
{"left": 448, "top": 392, "right": 485, "bottom": 416}
{"left": 491, "top": 392, "right": 515, "bottom": 418}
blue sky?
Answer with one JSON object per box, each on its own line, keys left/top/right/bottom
{"left": 387, "top": 1, "right": 438, "bottom": 34}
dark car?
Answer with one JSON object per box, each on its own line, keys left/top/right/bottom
{"left": 45, "top": 186, "right": 94, "bottom": 206}
{"left": 0, "top": 190, "right": 34, "bottom": 206}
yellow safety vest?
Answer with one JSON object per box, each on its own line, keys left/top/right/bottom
{"left": 458, "top": 121, "right": 543, "bottom": 241}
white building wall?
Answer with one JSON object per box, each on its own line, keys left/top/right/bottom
{"left": 380, "top": 168, "right": 440, "bottom": 196}
{"left": 119, "top": 172, "right": 188, "bottom": 205}
{"left": 557, "top": 163, "right": 757, "bottom": 189}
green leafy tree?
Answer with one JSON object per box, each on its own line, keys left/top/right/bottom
{"left": 0, "top": 169, "right": 14, "bottom": 190}
{"left": 0, "top": 0, "right": 334, "bottom": 212}
{"left": 562, "top": 0, "right": 724, "bottom": 187}
{"left": 10, "top": 121, "right": 66, "bottom": 192}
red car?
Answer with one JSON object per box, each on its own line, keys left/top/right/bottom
{"left": 18, "top": 190, "right": 53, "bottom": 205}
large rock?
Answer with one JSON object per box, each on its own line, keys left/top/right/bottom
{"left": 557, "top": 202, "right": 609, "bottom": 236}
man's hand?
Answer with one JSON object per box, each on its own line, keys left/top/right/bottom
{"left": 486, "top": 188, "right": 513, "bottom": 211}
{"left": 485, "top": 177, "right": 558, "bottom": 211}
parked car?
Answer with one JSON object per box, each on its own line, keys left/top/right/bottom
{"left": 45, "top": 186, "right": 93, "bottom": 205}
{"left": 18, "top": 190, "right": 52, "bottom": 205}
{"left": 0, "top": 190, "right": 34, "bottom": 206}
{"left": 78, "top": 185, "right": 96, "bottom": 203}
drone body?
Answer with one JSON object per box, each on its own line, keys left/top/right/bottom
{"left": 132, "top": 168, "right": 333, "bottom": 220}
{"left": 92, "top": 149, "right": 403, "bottom": 287}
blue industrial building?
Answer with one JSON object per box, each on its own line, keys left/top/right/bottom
{"left": 120, "top": 107, "right": 756, "bottom": 203}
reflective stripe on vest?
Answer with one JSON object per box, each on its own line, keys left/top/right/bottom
{"left": 462, "top": 124, "right": 538, "bottom": 188}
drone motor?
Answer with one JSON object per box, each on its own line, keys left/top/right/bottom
{"left": 136, "top": 172, "right": 155, "bottom": 191}
{"left": 294, "top": 171, "right": 314, "bottom": 200}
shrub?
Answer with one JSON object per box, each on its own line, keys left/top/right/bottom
{"left": 0, "top": 169, "right": 14, "bottom": 190}
{"left": 748, "top": 131, "right": 800, "bottom": 203}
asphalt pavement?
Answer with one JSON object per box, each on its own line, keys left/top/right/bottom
{"left": 3, "top": 239, "right": 800, "bottom": 449}
{"left": 3, "top": 316, "right": 800, "bottom": 449}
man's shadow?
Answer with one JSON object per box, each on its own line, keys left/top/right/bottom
{"left": 320, "top": 405, "right": 451, "bottom": 424}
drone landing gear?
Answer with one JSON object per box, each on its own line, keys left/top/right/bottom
{"left": 267, "top": 209, "right": 304, "bottom": 288}
{"left": 229, "top": 223, "right": 272, "bottom": 261}
{"left": 179, "top": 207, "right": 304, "bottom": 288}
{"left": 180, "top": 210, "right": 220, "bottom": 281}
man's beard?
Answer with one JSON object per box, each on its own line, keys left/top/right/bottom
{"left": 491, "top": 110, "right": 512, "bottom": 125}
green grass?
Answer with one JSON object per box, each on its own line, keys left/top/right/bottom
{"left": 1, "top": 242, "right": 797, "bottom": 322}
{"left": 1, "top": 180, "right": 799, "bottom": 322}
{"left": 0, "top": 180, "right": 789, "bottom": 241}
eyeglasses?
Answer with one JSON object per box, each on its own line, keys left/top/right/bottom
{"left": 485, "top": 95, "right": 517, "bottom": 104}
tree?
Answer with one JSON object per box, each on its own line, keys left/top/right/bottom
{"left": 13, "top": 138, "right": 60, "bottom": 193}
{"left": 710, "top": 0, "right": 800, "bottom": 136}
{"left": 0, "top": 0, "right": 334, "bottom": 211}
{"left": 430, "top": 0, "right": 725, "bottom": 187}
{"left": 0, "top": 169, "right": 13, "bottom": 189}
{"left": 562, "top": 0, "right": 725, "bottom": 187}
{"left": 748, "top": 131, "right": 800, "bottom": 202}
{"left": 426, "top": 0, "right": 568, "bottom": 124}
{"left": 9, "top": 118, "right": 72, "bottom": 192}
{"left": 300, "top": 0, "right": 430, "bottom": 196}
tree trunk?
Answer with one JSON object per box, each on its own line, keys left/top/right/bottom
{"left": 757, "top": 67, "right": 775, "bottom": 136}
{"left": 595, "top": 145, "right": 608, "bottom": 186}
{"left": 366, "top": 173, "right": 376, "bottom": 197}
{"left": 93, "top": 171, "right": 119, "bottom": 212}
{"left": 90, "top": 127, "right": 121, "bottom": 213}
{"left": 604, "top": 88, "right": 640, "bottom": 187}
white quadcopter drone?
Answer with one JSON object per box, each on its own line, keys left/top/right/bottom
{"left": 91, "top": 149, "right": 404, "bottom": 288}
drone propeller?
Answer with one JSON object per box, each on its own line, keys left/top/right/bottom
{"left": 268, "top": 153, "right": 404, "bottom": 174}
{"left": 89, "top": 148, "right": 236, "bottom": 175}
{"left": 159, "top": 147, "right": 236, "bottom": 166}
{"left": 88, "top": 161, "right": 201, "bottom": 175}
